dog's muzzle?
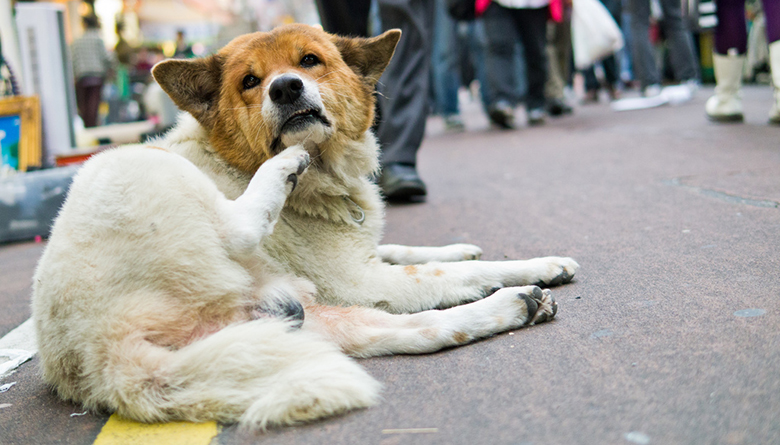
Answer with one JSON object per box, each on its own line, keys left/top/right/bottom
{"left": 269, "top": 74, "right": 331, "bottom": 152}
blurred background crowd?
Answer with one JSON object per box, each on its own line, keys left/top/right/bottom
{"left": 0, "top": 0, "right": 776, "bottom": 198}
{"left": 2, "top": 0, "right": 774, "bottom": 129}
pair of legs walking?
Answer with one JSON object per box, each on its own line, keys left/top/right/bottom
{"left": 706, "top": 0, "right": 780, "bottom": 123}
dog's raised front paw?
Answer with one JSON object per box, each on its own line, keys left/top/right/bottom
{"left": 269, "top": 145, "right": 311, "bottom": 192}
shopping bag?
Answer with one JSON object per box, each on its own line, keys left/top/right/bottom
{"left": 571, "top": 0, "right": 624, "bottom": 70}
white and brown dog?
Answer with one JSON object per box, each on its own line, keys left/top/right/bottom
{"left": 32, "top": 24, "right": 578, "bottom": 429}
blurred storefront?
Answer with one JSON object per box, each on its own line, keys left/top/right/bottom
{"left": 0, "top": 0, "right": 319, "bottom": 242}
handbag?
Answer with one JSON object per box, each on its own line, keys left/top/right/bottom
{"left": 571, "top": 0, "right": 625, "bottom": 70}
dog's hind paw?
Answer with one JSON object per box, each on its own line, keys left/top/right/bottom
{"left": 522, "top": 287, "right": 557, "bottom": 325}
{"left": 511, "top": 286, "right": 557, "bottom": 326}
{"left": 533, "top": 257, "right": 579, "bottom": 287}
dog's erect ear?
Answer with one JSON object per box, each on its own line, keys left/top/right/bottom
{"left": 152, "top": 56, "right": 223, "bottom": 128}
{"left": 332, "top": 29, "right": 401, "bottom": 87}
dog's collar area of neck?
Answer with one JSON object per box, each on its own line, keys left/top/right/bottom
{"left": 343, "top": 196, "right": 365, "bottom": 225}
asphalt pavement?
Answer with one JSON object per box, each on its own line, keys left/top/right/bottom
{"left": 1, "top": 86, "right": 779, "bottom": 445}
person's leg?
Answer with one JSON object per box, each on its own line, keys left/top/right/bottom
{"left": 714, "top": 0, "right": 747, "bottom": 55}
{"left": 601, "top": 54, "right": 621, "bottom": 99}
{"left": 314, "top": 0, "right": 371, "bottom": 36}
{"left": 431, "top": 0, "right": 463, "bottom": 127}
{"left": 482, "top": 3, "right": 519, "bottom": 128}
{"left": 658, "top": 0, "right": 699, "bottom": 82}
{"left": 765, "top": 0, "right": 780, "bottom": 123}
{"left": 545, "top": 20, "right": 574, "bottom": 114}
{"left": 375, "top": 0, "right": 435, "bottom": 198}
{"left": 467, "top": 20, "right": 493, "bottom": 111}
{"left": 81, "top": 77, "right": 103, "bottom": 128}
{"left": 626, "top": 0, "right": 660, "bottom": 91}
{"left": 764, "top": 0, "right": 780, "bottom": 45}
{"left": 513, "top": 6, "right": 549, "bottom": 123}
{"left": 706, "top": 0, "right": 746, "bottom": 121}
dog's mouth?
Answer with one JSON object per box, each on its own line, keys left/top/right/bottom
{"left": 271, "top": 106, "right": 331, "bottom": 153}
{"left": 280, "top": 107, "right": 330, "bottom": 134}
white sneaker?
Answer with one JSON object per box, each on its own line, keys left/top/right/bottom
{"left": 643, "top": 84, "right": 662, "bottom": 97}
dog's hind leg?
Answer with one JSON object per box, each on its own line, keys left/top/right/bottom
{"left": 219, "top": 146, "right": 310, "bottom": 256}
{"left": 303, "top": 285, "right": 556, "bottom": 357}
{"left": 377, "top": 244, "right": 483, "bottom": 265}
{"left": 97, "top": 319, "right": 379, "bottom": 429}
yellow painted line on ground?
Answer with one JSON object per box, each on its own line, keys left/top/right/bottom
{"left": 93, "top": 414, "right": 219, "bottom": 445}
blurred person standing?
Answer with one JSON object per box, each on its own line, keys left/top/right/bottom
{"left": 71, "top": 15, "right": 111, "bottom": 127}
{"left": 315, "top": 0, "right": 434, "bottom": 200}
{"left": 626, "top": 0, "right": 699, "bottom": 97}
{"left": 174, "top": 30, "right": 194, "bottom": 59}
{"left": 483, "top": 0, "right": 550, "bottom": 128}
{"left": 705, "top": 0, "right": 780, "bottom": 124}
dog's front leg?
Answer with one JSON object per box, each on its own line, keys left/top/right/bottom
{"left": 336, "top": 256, "right": 578, "bottom": 313}
{"left": 219, "top": 146, "right": 310, "bottom": 256}
{"left": 303, "top": 285, "right": 556, "bottom": 357}
{"left": 377, "top": 244, "right": 483, "bottom": 265}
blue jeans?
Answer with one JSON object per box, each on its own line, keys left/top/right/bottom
{"left": 626, "top": 0, "right": 699, "bottom": 87}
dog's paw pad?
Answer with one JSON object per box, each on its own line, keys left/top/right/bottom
{"left": 517, "top": 287, "right": 556, "bottom": 325}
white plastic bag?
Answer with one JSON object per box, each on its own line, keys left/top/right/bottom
{"left": 571, "top": 0, "right": 625, "bottom": 70}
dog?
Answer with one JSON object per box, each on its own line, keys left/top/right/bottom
{"left": 32, "top": 24, "right": 579, "bottom": 429}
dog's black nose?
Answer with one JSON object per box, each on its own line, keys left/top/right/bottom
{"left": 269, "top": 75, "right": 304, "bottom": 105}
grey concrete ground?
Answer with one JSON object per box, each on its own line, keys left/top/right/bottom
{"left": 1, "top": 86, "right": 779, "bottom": 444}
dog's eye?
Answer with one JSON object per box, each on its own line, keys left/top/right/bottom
{"left": 300, "top": 54, "right": 320, "bottom": 68}
{"left": 243, "top": 75, "right": 261, "bottom": 90}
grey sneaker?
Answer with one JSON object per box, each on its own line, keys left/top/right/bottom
{"left": 527, "top": 108, "right": 546, "bottom": 126}
{"left": 444, "top": 115, "right": 465, "bottom": 131}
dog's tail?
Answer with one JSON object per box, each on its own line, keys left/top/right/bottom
{"left": 64, "top": 320, "right": 381, "bottom": 429}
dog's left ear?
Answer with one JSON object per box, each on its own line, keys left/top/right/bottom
{"left": 332, "top": 29, "right": 401, "bottom": 87}
{"left": 152, "top": 56, "right": 223, "bottom": 129}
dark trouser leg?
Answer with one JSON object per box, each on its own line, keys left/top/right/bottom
{"left": 659, "top": 0, "right": 699, "bottom": 81}
{"left": 513, "top": 7, "right": 549, "bottom": 111}
{"left": 375, "top": 0, "right": 435, "bottom": 166}
{"left": 482, "top": 3, "right": 519, "bottom": 106}
{"left": 626, "top": 0, "right": 660, "bottom": 88}
{"left": 77, "top": 77, "right": 103, "bottom": 128}
{"left": 314, "top": 0, "right": 371, "bottom": 36}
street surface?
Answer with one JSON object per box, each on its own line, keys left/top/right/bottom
{"left": 1, "top": 86, "right": 779, "bottom": 444}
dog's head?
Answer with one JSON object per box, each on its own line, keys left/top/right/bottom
{"left": 152, "top": 24, "right": 400, "bottom": 173}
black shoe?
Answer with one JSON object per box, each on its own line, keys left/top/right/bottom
{"left": 487, "top": 100, "right": 515, "bottom": 129}
{"left": 546, "top": 98, "right": 573, "bottom": 116}
{"left": 380, "top": 163, "right": 427, "bottom": 200}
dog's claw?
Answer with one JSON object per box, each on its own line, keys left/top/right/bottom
{"left": 287, "top": 173, "right": 298, "bottom": 192}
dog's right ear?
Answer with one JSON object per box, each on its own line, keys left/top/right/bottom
{"left": 152, "top": 56, "right": 223, "bottom": 128}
